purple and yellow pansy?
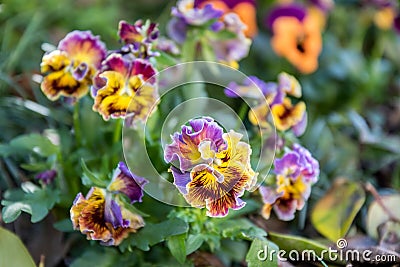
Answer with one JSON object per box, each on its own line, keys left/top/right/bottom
{"left": 259, "top": 144, "right": 319, "bottom": 221}
{"left": 118, "top": 20, "right": 159, "bottom": 58}
{"left": 164, "top": 117, "right": 258, "bottom": 217}
{"left": 226, "top": 72, "right": 307, "bottom": 136}
{"left": 40, "top": 31, "right": 106, "bottom": 101}
{"left": 92, "top": 53, "right": 158, "bottom": 121}
{"left": 70, "top": 162, "right": 147, "bottom": 245}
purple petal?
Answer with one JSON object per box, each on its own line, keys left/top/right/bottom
{"left": 130, "top": 58, "right": 157, "bottom": 84}
{"left": 108, "top": 162, "right": 149, "bottom": 203}
{"left": 274, "top": 152, "right": 301, "bottom": 177}
{"left": 210, "top": 21, "right": 224, "bottom": 32}
{"left": 292, "top": 144, "right": 319, "bottom": 183}
{"left": 164, "top": 117, "right": 225, "bottom": 171}
{"left": 167, "top": 18, "right": 188, "bottom": 43}
{"left": 35, "top": 169, "right": 57, "bottom": 185}
{"left": 195, "top": 0, "right": 256, "bottom": 9}
{"left": 265, "top": 4, "right": 307, "bottom": 30}
{"left": 58, "top": 30, "right": 107, "bottom": 69}
{"left": 72, "top": 63, "right": 88, "bottom": 81}
{"left": 259, "top": 185, "right": 283, "bottom": 204}
{"left": 292, "top": 111, "right": 307, "bottom": 137}
{"left": 394, "top": 15, "right": 400, "bottom": 34}
{"left": 104, "top": 197, "right": 126, "bottom": 228}
{"left": 171, "top": 166, "right": 191, "bottom": 195}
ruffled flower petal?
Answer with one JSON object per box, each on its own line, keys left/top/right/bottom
{"left": 70, "top": 187, "right": 144, "bottom": 246}
{"left": 164, "top": 117, "right": 225, "bottom": 171}
{"left": 118, "top": 20, "right": 159, "bottom": 44}
{"left": 166, "top": 125, "right": 257, "bottom": 217}
{"left": 58, "top": 30, "right": 106, "bottom": 69}
{"left": 40, "top": 31, "right": 106, "bottom": 100}
{"left": 271, "top": 98, "right": 306, "bottom": 132}
{"left": 173, "top": 0, "right": 223, "bottom": 25}
{"left": 259, "top": 144, "right": 319, "bottom": 221}
{"left": 292, "top": 144, "right": 320, "bottom": 183}
{"left": 108, "top": 162, "right": 148, "bottom": 203}
{"left": 92, "top": 59, "right": 158, "bottom": 121}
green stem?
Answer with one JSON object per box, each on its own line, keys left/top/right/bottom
{"left": 73, "top": 101, "right": 82, "bottom": 146}
{"left": 113, "top": 118, "right": 123, "bottom": 144}
{"left": 237, "top": 102, "right": 249, "bottom": 123}
{"left": 112, "top": 119, "right": 123, "bottom": 166}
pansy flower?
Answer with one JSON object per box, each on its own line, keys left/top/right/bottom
{"left": 195, "top": 0, "right": 258, "bottom": 38}
{"left": 40, "top": 31, "right": 106, "bottom": 101}
{"left": 108, "top": 162, "right": 149, "bottom": 203}
{"left": 226, "top": 72, "right": 307, "bottom": 135}
{"left": 70, "top": 187, "right": 145, "bottom": 246}
{"left": 259, "top": 144, "right": 319, "bottom": 221}
{"left": 267, "top": 4, "right": 323, "bottom": 74}
{"left": 92, "top": 53, "right": 158, "bottom": 121}
{"left": 211, "top": 13, "right": 252, "bottom": 68}
{"left": 70, "top": 162, "right": 148, "bottom": 245}
{"left": 35, "top": 169, "right": 57, "bottom": 185}
{"left": 167, "top": 0, "right": 223, "bottom": 43}
{"left": 118, "top": 20, "right": 159, "bottom": 58}
{"left": 164, "top": 117, "right": 258, "bottom": 217}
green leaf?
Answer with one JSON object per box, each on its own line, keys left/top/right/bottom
{"left": 366, "top": 194, "right": 400, "bottom": 239}
{"left": 268, "top": 232, "right": 340, "bottom": 264}
{"left": 81, "top": 159, "right": 108, "bottom": 188}
{"left": 155, "top": 51, "right": 178, "bottom": 67}
{"left": 0, "top": 133, "right": 58, "bottom": 157}
{"left": 1, "top": 182, "right": 60, "bottom": 223}
{"left": 186, "top": 234, "right": 204, "bottom": 255}
{"left": 70, "top": 248, "right": 118, "bottom": 267}
{"left": 20, "top": 162, "right": 49, "bottom": 172}
{"left": 214, "top": 218, "right": 267, "bottom": 241}
{"left": 311, "top": 178, "right": 365, "bottom": 242}
{"left": 246, "top": 238, "right": 278, "bottom": 267}
{"left": 167, "top": 233, "right": 187, "bottom": 264}
{"left": 0, "top": 227, "right": 36, "bottom": 267}
{"left": 120, "top": 218, "right": 189, "bottom": 251}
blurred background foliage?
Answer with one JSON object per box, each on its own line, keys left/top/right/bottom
{"left": 0, "top": 0, "right": 399, "bottom": 266}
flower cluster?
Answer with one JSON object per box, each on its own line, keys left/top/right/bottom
{"left": 70, "top": 162, "right": 148, "bottom": 245}
{"left": 226, "top": 72, "right": 307, "bottom": 136}
{"left": 260, "top": 144, "right": 319, "bottom": 221}
{"left": 225, "top": 71, "right": 319, "bottom": 221}
{"left": 266, "top": 3, "right": 325, "bottom": 74}
{"left": 164, "top": 117, "right": 258, "bottom": 217}
{"left": 40, "top": 20, "right": 160, "bottom": 123}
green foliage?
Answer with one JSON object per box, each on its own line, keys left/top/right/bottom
{"left": 120, "top": 218, "right": 189, "bottom": 251}
{"left": 1, "top": 182, "right": 60, "bottom": 223}
{"left": 246, "top": 238, "right": 279, "bottom": 267}
{"left": 0, "top": 227, "right": 36, "bottom": 267}
{"left": 0, "top": 133, "right": 58, "bottom": 157}
{"left": 167, "top": 233, "right": 187, "bottom": 264}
